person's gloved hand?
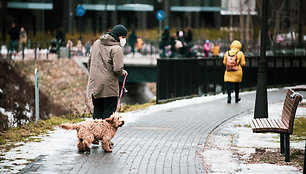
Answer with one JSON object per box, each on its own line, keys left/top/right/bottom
{"left": 123, "top": 70, "right": 128, "bottom": 76}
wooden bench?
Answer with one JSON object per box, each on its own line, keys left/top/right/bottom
{"left": 250, "top": 88, "right": 303, "bottom": 162}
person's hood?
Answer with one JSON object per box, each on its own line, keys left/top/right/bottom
{"left": 230, "top": 40, "right": 242, "bottom": 51}
{"left": 99, "top": 33, "right": 120, "bottom": 46}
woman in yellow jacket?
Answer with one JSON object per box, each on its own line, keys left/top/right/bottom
{"left": 223, "top": 40, "right": 245, "bottom": 103}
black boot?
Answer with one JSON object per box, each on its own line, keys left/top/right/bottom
{"left": 235, "top": 96, "right": 241, "bottom": 103}
{"left": 227, "top": 96, "right": 231, "bottom": 104}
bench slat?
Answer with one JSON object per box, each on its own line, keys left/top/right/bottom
{"left": 275, "top": 119, "right": 290, "bottom": 133}
{"left": 260, "top": 118, "right": 272, "bottom": 131}
{"left": 270, "top": 119, "right": 282, "bottom": 130}
{"left": 266, "top": 119, "right": 278, "bottom": 129}
{"left": 261, "top": 119, "right": 272, "bottom": 131}
{"left": 250, "top": 89, "right": 302, "bottom": 134}
{"left": 255, "top": 119, "right": 265, "bottom": 128}
{"left": 250, "top": 120, "right": 257, "bottom": 132}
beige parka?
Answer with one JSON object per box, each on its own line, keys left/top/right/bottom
{"left": 223, "top": 40, "right": 245, "bottom": 83}
{"left": 87, "top": 34, "right": 126, "bottom": 99}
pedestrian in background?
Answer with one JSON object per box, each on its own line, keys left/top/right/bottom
{"left": 128, "top": 30, "right": 137, "bottom": 55}
{"left": 169, "top": 32, "right": 178, "bottom": 58}
{"left": 223, "top": 40, "right": 245, "bottom": 104}
{"left": 136, "top": 36, "right": 143, "bottom": 53}
{"left": 185, "top": 27, "right": 192, "bottom": 43}
{"left": 19, "top": 27, "right": 27, "bottom": 52}
{"left": 211, "top": 42, "right": 220, "bottom": 57}
{"left": 66, "top": 40, "right": 73, "bottom": 53}
{"left": 203, "top": 40, "right": 210, "bottom": 57}
{"left": 159, "top": 26, "right": 170, "bottom": 58}
{"left": 84, "top": 40, "right": 91, "bottom": 56}
{"left": 76, "top": 40, "right": 83, "bottom": 56}
{"left": 87, "top": 24, "right": 128, "bottom": 120}
{"left": 8, "top": 22, "right": 19, "bottom": 58}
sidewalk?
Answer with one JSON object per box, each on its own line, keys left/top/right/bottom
{"left": 0, "top": 88, "right": 304, "bottom": 174}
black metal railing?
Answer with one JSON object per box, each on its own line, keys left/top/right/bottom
{"left": 156, "top": 56, "right": 306, "bottom": 103}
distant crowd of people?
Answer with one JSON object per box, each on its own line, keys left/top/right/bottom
{"left": 158, "top": 26, "right": 221, "bottom": 58}
{"left": 159, "top": 26, "right": 194, "bottom": 58}
{"left": 8, "top": 22, "right": 27, "bottom": 57}
{"left": 127, "top": 30, "right": 144, "bottom": 55}
{"left": 7, "top": 23, "right": 222, "bottom": 59}
{"left": 51, "top": 30, "right": 91, "bottom": 57}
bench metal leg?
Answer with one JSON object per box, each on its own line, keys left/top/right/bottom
{"left": 280, "top": 133, "right": 284, "bottom": 154}
{"left": 284, "top": 133, "right": 290, "bottom": 162}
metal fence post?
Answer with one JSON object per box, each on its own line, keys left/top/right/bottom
{"left": 303, "top": 141, "right": 305, "bottom": 174}
{"left": 46, "top": 42, "right": 49, "bottom": 59}
{"left": 22, "top": 42, "right": 25, "bottom": 60}
{"left": 68, "top": 46, "right": 71, "bottom": 59}
{"left": 8, "top": 43, "right": 11, "bottom": 59}
{"left": 156, "top": 59, "right": 160, "bottom": 103}
{"left": 35, "top": 68, "right": 39, "bottom": 123}
{"left": 34, "top": 42, "right": 37, "bottom": 60}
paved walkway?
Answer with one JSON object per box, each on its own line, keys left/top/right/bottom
{"left": 20, "top": 89, "right": 288, "bottom": 174}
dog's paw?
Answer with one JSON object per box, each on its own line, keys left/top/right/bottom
{"left": 104, "top": 149, "right": 112, "bottom": 153}
{"left": 92, "top": 140, "right": 99, "bottom": 145}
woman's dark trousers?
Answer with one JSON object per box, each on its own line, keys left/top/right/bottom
{"left": 92, "top": 96, "right": 118, "bottom": 119}
{"left": 226, "top": 82, "right": 240, "bottom": 103}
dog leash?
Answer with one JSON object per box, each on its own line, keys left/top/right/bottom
{"left": 115, "top": 73, "right": 128, "bottom": 112}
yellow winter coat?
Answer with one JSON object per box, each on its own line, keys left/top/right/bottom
{"left": 223, "top": 40, "right": 245, "bottom": 83}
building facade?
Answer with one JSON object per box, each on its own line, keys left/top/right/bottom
{"left": 1, "top": 0, "right": 235, "bottom": 40}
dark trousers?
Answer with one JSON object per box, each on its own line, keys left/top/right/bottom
{"left": 92, "top": 96, "right": 118, "bottom": 119}
{"left": 226, "top": 82, "right": 240, "bottom": 99}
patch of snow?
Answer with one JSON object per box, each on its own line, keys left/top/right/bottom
{"left": 202, "top": 101, "right": 305, "bottom": 173}
{"left": 24, "top": 103, "right": 33, "bottom": 119}
{"left": 0, "top": 108, "right": 14, "bottom": 126}
{"left": 14, "top": 102, "right": 19, "bottom": 108}
{"left": 0, "top": 128, "right": 78, "bottom": 174}
{"left": 236, "top": 163, "right": 301, "bottom": 174}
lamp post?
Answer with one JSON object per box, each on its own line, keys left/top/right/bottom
{"left": 76, "top": 4, "right": 86, "bottom": 40}
{"left": 254, "top": 0, "right": 268, "bottom": 118}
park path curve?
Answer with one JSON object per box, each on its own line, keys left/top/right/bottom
{"left": 20, "top": 89, "right": 287, "bottom": 174}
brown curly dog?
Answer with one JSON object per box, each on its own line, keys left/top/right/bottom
{"left": 59, "top": 113, "right": 124, "bottom": 153}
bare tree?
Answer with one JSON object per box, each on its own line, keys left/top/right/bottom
{"left": 288, "top": 0, "right": 299, "bottom": 45}
{"left": 272, "top": 0, "right": 286, "bottom": 43}
{"left": 245, "top": 0, "right": 252, "bottom": 43}
{"left": 239, "top": 0, "right": 245, "bottom": 41}
{"left": 256, "top": 0, "right": 262, "bottom": 17}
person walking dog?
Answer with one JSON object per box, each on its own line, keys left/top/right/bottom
{"left": 87, "top": 24, "right": 128, "bottom": 119}
{"left": 223, "top": 40, "right": 245, "bottom": 104}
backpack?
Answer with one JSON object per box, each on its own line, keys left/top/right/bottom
{"left": 226, "top": 51, "right": 239, "bottom": 71}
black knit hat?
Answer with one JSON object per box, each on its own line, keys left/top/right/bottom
{"left": 111, "top": 24, "right": 128, "bottom": 38}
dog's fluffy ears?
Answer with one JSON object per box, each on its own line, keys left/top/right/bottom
{"left": 105, "top": 116, "right": 114, "bottom": 123}
{"left": 105, "top": 112, "right": 122, "bottom": 123}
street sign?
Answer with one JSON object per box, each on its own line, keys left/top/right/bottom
{"left": 76, "top": 5, "right": 86, "bottom": 17}
{"left": 156, "top": 10, "right": 165, "bottom": 21}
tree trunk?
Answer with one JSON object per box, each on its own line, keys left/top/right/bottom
{"left": 239, "top": 0, "right": 245, "bottom": 41}
{"left": 230, "top": 15, "right": 233, "bottom": 41}
{"left": 273, "top": 0, "right": 286, "bottom": 43}
{"left": 245, "top": 0, "right": 252, "bottom": 54}
{"left": 246, "top": 0, "right": 251, "bottom": 43}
